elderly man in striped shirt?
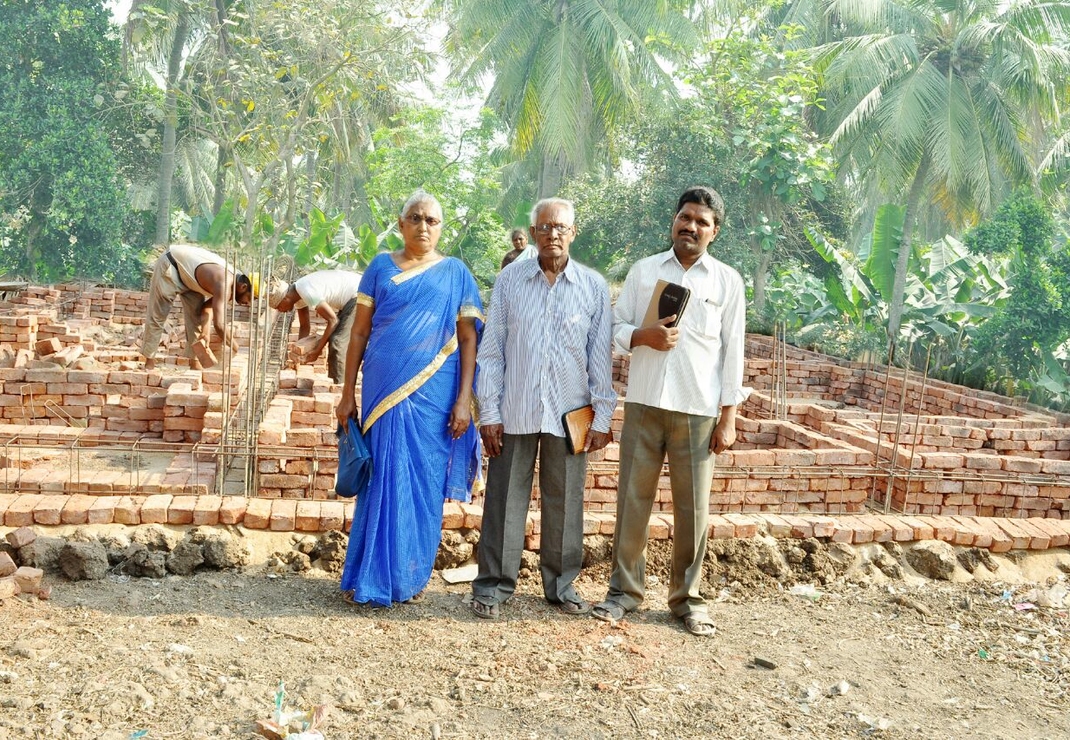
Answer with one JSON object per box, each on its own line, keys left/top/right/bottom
{"left": 471, "top": 197, "right": 617, "bottom": 620}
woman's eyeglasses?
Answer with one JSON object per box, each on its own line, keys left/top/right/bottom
{"left": 405, "top": 214, "right": 442, "bottom": 227}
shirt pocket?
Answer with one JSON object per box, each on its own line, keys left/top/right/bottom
{"left": 696, "top": 298, "right": 722, "bottom": 338}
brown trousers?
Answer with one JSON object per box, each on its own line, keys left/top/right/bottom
{"left": 606, "top": 402, "right": 716, "bottom": 617}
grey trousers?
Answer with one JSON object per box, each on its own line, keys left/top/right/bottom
{"left": 606, "top": 402, "right": 717, "bottom": 617}
{"left": 473, "top": 433, "right": 587, "bottom": 605}
{"left": 327, "top": 298, "right": 357, "bottom": 383}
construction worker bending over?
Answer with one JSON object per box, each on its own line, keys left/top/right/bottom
{"left": 141, "top": 243, "right": 254, "bottom": 370}
{"left": 268, "top": 269, "right": 362, "bottom": 383}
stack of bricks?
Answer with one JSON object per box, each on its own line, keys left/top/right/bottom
{"left": 0, "top": 315, "right": 38, "bottom": 349}
{"left": 163, "top": 381, "right": 210, "bottom": 443}
{"left": 110, "top": 288, "right": 148, "bottom": 323}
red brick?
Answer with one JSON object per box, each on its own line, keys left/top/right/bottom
{"left": 460, "top": 503, "right": 482, "bottom": 529}
{"left": 0, "top": 494, "right": 16, "bottom": 523}
{"left": 708, "top": 514, "right": 735, "bottom": 539}
{"left": 992, "top": 519, "right": 1032, "bottom": 550}
{"left": 873, "top": 517, "right": 915, "bottom": 541}
{"left": 35, "top": 337, "right": 61, "bottom": 356}
{"left": 0, "top": 551, "right": 15, "bottom": 577}
{"left": 648, "top": 515, "right": 670, "bottom": 540}
{"left": 140, "top": 494, "right": 172, "bottom": 524}
{"left": 1026, "top": 517, "right": 1070, "bottom": 548}
{"left": 269, "top": 500, "right": 297, "bottom": 531}
{"left": 320, "top": 500, "right": 345, "bottom": 531}
{"left": 844, "top": 516, "right": 875, "bottom": 544}
{"left": 87, "top": 496, "right": 119, "bottom": 524}
{"left": 192, "top": 496, "right": 222, "bottom": 525}
{"left": 970, "top": 517, "right": 1013, "bottom": 553}
{"left": 295, "top": 501, "right": 320, "bottom": 531}
{"left": 780, "top": 514, "right": 814, "bottom": 539}
{"left": 897, "top": 516, "right": 935, "bottom": 541}
{"left": 4, "top": 496, "right": 41, "bottom": 529}
{"left": 34, "top": 495, "right": 69, "bottom": 525}
{"left": 927, "top": 516, "right": 963, "bottom": 544}
{"left": 760, "top": 514, "right": 792, "bottom": 538}
{"left": 829, "top": 517, "right": 855, "bottom": 543}
{"left": 1013, "top": 518, "right": 1052, "bottom": 550}
{"left": 859, "top": 514, "right": 895, "bottom": 543}
{"left": 60, "top": 494, "right": 96, "bottom": 525}
{"left": 442, "top": 501, "right": 465, "bottom": 529}
{"left": 114, "top": 496, "right": 143, "bottom": 525}
{"left": 165, "top": 495, "right": 196, "bottom": 525}
{"left": 808, "top": 515, "right": 835, "bottom": 538}
{"left": 244, "top": 498, "right": 271, "bottom": 529}
{"left": 724, "top": 513, "right": 759, "bottom": 538}
{"left": 14, "top": 566, "right": 43, "bottom": 592}
{"left": 343, "top": 501, "right": 355, "bottom": 533}
{"left": 219, "top": 497, "right": 247, "bottom": 525}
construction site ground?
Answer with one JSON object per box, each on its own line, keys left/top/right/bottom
{"left": 2, "top": 540, "right": 1069, "bottom": 740}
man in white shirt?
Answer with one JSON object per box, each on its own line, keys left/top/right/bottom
{"left": 268, "top": 269, "right": 362, "bottom": 383}
{"left": 593, "top": 186, "right": 749, "bottom": 637}
{"left": 472, "top": 198, "right": 617, "bottom": 620}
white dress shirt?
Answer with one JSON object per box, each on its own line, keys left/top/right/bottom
{"left": 478, "top": 257, "right": 616, "bottom": 436}
{"left": 614, "top": 249, "right": 750, "bottom": 418}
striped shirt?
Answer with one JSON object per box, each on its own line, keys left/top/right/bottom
{"left": 477, "top": 257, "right": 616, "bottom": 436}
{"left": 614, "top": 249, "right": 750, "bottom": 418}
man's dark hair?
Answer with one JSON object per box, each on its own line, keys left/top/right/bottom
{"left": 675, "top": 186, "right": 725, "bottom": 227}
{"left": 236, "top": 273, "right": 251, "bottom": 290}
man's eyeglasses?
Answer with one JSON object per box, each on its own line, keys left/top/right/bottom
{"left": 534, "top": 223, "right": 573, "bottom": 234}
{"left": 405, "top": 214, "right": 442, "bottom": 227}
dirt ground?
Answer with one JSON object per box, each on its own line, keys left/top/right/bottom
{"left": 2, "top": 540, "right": 1070, "bottom": 740}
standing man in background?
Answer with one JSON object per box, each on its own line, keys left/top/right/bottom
{"left": 593, "top": 186, "right": 749, "bottom": 637}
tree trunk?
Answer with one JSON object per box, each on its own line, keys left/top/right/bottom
{"left": 887, "top": 154, "right": 931, "bottom": 344}
{"left": 752, "top": 249, "right": 773, "bottom": 315}
{"left": 212, "top": 143, "right": 228, "bottom": 216}
{"left": 537, "top": 150, "right": 564, "bottom": 199}
{"left": 154, "top": 15, "right": 190, "bottom": 246}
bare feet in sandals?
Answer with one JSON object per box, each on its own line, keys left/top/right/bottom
{"left": 681, "top": 612, "right": 715, "bottom": 637}
{"left": 471, "top": 598, "right": 500, "bottom": 620}
{"left": 591, "top": 600, "right": 627, "bottom": 623}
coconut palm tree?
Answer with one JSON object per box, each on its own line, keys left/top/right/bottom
{"left": 810, "top": 0, "right": 1070, "bottom": 344}
{"left": 443, "top": 0, "right": 701, "bottom": 197}
{"left": 123, "top": 0, "right": 219, "bottom": 246}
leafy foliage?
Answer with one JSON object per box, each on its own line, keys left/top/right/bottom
{"left": 965, "top": 190, "right": 1070, "bottom": 405}
{"left": 0, "top": 0, "right": 132, "bottom": 282}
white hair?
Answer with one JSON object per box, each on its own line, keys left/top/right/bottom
{"left": 529, "top": 197, "right": 574, "bottom": 226}
{"left": 401, "top": 189, "right": 442, "bottom": 218}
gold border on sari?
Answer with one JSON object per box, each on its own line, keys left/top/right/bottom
{"left": 363, "top": 334, "right": 459, "bottom": 433}
{"left": 458, "top": 305, "right": 485, "bottom": 322}
{"left": 356, "top": 293, "right": 374, "bottom": 308}
{"left": 391, "top": 258, "right": 444, "bottom": 285}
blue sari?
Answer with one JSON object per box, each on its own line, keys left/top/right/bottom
{"left": 340, "top": 253, "right": 484, "bottom": 605}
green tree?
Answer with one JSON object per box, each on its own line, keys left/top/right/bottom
{"left": 185, "top": 0, "right": 429, "bottom": 251}
{"left": 811, "top": 0, "right": 1070, "bottom": 344}
{"left": 0, "top": 0, "right": 126, "bottom": 281}
{"left": 442, "top": 0, "right": 700, "bottom": 197}
{"left": 966, "top": 189, "right": 1070, "bottom": 401}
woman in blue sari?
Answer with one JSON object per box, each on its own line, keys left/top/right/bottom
{"left": 335, "top": 191, "right": 483, "bottom": 606}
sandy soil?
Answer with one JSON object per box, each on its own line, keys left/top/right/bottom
{"left": 2, "top": 539, "right": 1070, "bottom": 740}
